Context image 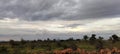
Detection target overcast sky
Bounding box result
[0,0,120,41]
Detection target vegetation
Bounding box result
[0,34,120,54]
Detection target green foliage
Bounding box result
[0,46,9,54]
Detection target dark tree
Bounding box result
[21,38,26,45]
[89,34,96,40]
[83,35,89,41]
[67,37,74,41]
[76,39,81,42]
[9,39,15,47]
[89,34,97,44]
[47,38,50,41]
[53,39,56,42]
[37,39,42,42]
[112,34,119,43]
[98,36,104,40]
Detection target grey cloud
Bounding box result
[0,0,120,21]
[80,0,120,18]
[64,24,83,28]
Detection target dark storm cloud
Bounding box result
[0,0,120,21]
[79,0,120,18]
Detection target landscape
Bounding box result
[0,34,120,54]
[0,0,120,54]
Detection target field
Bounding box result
[0,34,120,54]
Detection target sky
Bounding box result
[0,0,120,41]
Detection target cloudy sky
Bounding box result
[0,0,120,41]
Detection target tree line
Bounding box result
[0,34,120,54]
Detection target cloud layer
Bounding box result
[0,0,120,20]
[0,0,120,40]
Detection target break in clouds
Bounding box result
[0,0,120,40]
